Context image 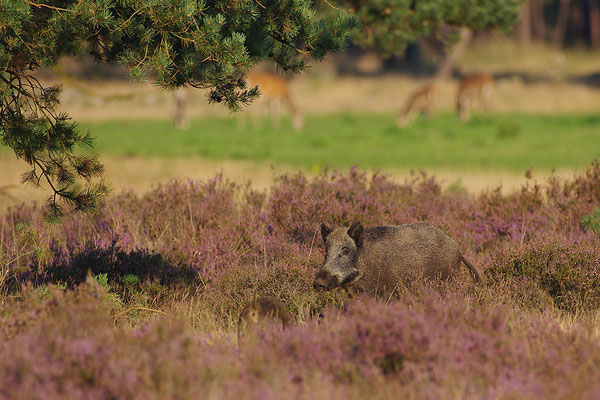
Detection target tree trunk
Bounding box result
[404,42,424,72]
[435,28,472,80]
[589,0,600,48]
[517,1,532,45]
[531,0,546,41]
[553,0,571,47]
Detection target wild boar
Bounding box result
[237,295,293,341]
[313,221,481,298]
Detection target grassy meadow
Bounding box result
[81,112,600,171]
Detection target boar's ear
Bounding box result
[321,223,332,243]
[347,221,364,247]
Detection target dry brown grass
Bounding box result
[462,37,600,77]
[46,38,600,122]
[50,74,600,122]
[0,154,575,210]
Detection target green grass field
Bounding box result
[80,112,600,171]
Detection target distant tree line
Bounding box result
[322,0,524,56]
[517,0,600,48]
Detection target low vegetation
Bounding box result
[1,161,600,398]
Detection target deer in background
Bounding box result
[396,82,438,128]
[242,71,305,131]
[456,73,493,122]
[173,87,189,129]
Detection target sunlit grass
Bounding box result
[82,112,600,171]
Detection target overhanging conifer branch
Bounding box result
[1,0,358,220]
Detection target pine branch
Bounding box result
[0,0,357,220]
[28,2,73,13]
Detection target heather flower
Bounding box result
[1,162,600,398]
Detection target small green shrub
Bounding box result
[581,208,600,235]
[94,273,110,290]
[122,274,140,287]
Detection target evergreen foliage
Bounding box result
[333,0,525,55]
[0,0,357,220]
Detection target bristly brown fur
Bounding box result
[237,296,293,341]
[314,222,481,299]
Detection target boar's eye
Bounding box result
[341,247,350,256]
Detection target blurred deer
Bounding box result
[396,82,438,128]
[173,87,189,129]
[241,71,304,131]
[456,73,493,122]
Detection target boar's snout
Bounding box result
[313,277,327,291]
[313,270,339,291]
